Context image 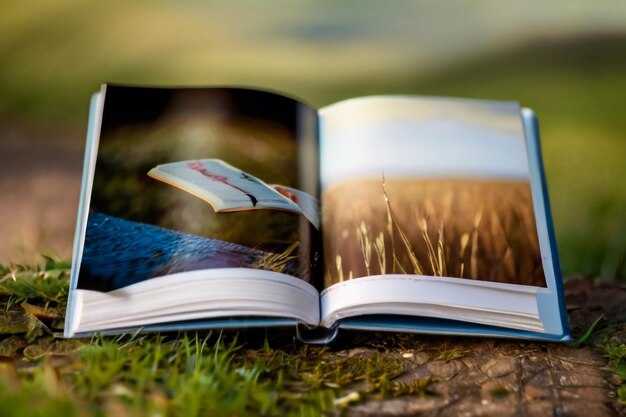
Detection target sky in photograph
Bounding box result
[320,96,529,189]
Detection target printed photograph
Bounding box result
[79,86,319,291]
[321,97,547,288]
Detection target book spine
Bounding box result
[521,108,570,339]
[295,322,340,344]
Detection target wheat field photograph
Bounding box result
[321,96,547,288]
[323,177,547,288]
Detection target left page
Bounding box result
[66,85,321,335]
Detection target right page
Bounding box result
[318,96,568,339]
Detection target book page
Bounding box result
[147,159,320,229]
[78,86,322,293]
[319,96,547,290]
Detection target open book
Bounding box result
[64,85,570,343]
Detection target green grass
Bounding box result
[0,260,432,416]
[0,257,70,303]
[0,330,419,416]
[3,259,626,415]
[600,342,626,404]
[1,329,437,417]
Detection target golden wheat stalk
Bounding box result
[374,232,386,274]
[437,222,446,276]
[254,241,299,274]
[418,217,439,275]
[336,255,343,282]
[356,221,372,276]
[470,208,484,278]
[459,233,470,277]
[382,174,425,275]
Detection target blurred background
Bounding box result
[0,0,624,279]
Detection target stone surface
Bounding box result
[346,278,626,417]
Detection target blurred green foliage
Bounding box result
[0,1,624,277]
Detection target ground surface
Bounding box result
[0,271,625,416]
[345,277,626,417]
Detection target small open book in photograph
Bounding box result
[64,85,570,343]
